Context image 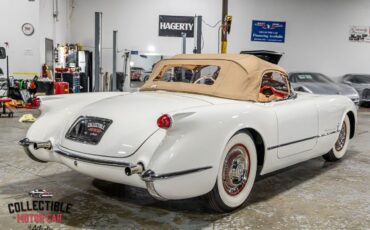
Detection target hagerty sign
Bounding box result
[159,15,194,37]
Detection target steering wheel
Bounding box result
[260,85,288,98]
[194,76,216,84]
[260,85,274,97]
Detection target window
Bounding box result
[347,75,370,84]
[154,65,220,86]
[292,73,334,83]
[259,72,290,102]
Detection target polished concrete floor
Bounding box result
[0,107,370,229]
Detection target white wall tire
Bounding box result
[207,132,257,212]
[323,116,350,162]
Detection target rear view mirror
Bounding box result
[0,47,6,59]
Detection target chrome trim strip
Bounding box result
[267,136,317,150]
[54,149,130,167]
[267,131,339,150]
[319,130,339,137]
[141,166,212,182]
[145,181,167,201]
[59,128,160,159]
[24,146,48,163]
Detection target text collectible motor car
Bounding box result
[20,54,357,212]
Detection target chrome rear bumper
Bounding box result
[19,138,213,200]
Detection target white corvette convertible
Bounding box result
[20,54,357,212]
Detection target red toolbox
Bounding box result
[54,82,69,95]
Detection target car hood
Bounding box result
[294,82,358,97]
[59,92,212,158]
[240,50,283,64]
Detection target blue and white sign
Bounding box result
[251,20,286,43]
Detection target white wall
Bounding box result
[39,0,71,66]
[69,0,221,73]
[228,0,370,77]
[70,0,370,77]
[1,0,370,78]
[0,0,40,75]
[0,0,70,77]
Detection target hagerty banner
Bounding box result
[159,15,194,38]
[251,20,286,43]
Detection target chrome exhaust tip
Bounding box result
[33,141,52,150]
[19,138,52,150]
[19,138,32,147]
[125,163,144,176]
[18,138,48,163]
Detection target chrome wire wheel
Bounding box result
[222,144,250,196]
[208,132,257,212]
[207,132,257,212]
[323,116,351,162]
[335,121,347,152]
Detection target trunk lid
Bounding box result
[59,91,212,158]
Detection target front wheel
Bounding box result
[323,116,350,162]
[207,132,257,212]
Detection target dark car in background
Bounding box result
[342,74,370,106]
[289,72,360,105]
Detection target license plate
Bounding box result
[66,117,113,145]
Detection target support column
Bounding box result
[94,12,103,92]
[112,30,117,91]
[195,15,202,54]
[221,0,228,54]
[181,32,186,80]
[182,32,187,54]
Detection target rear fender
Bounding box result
[145,103,277,199]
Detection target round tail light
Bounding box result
[157,114,172,129]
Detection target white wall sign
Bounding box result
[349,26,370,42]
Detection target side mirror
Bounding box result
[0,47,6,59]
[343,80,352,86]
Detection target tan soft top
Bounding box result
[140,54,288,101]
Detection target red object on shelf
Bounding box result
[55,67,69,73]
[54,82,69,94]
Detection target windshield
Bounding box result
[154,65,220,86]
[291,73,334,83]
[346,75,370,84]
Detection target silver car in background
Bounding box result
[342,74,370,106]
[289,72,360,105]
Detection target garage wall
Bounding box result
[1,0,369,78]
[39,0,71,66]
[0,0,41,75]
[0,0,70,77]
[69,0,221,73]
[228,0,370,77]
[70,0,370,78]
